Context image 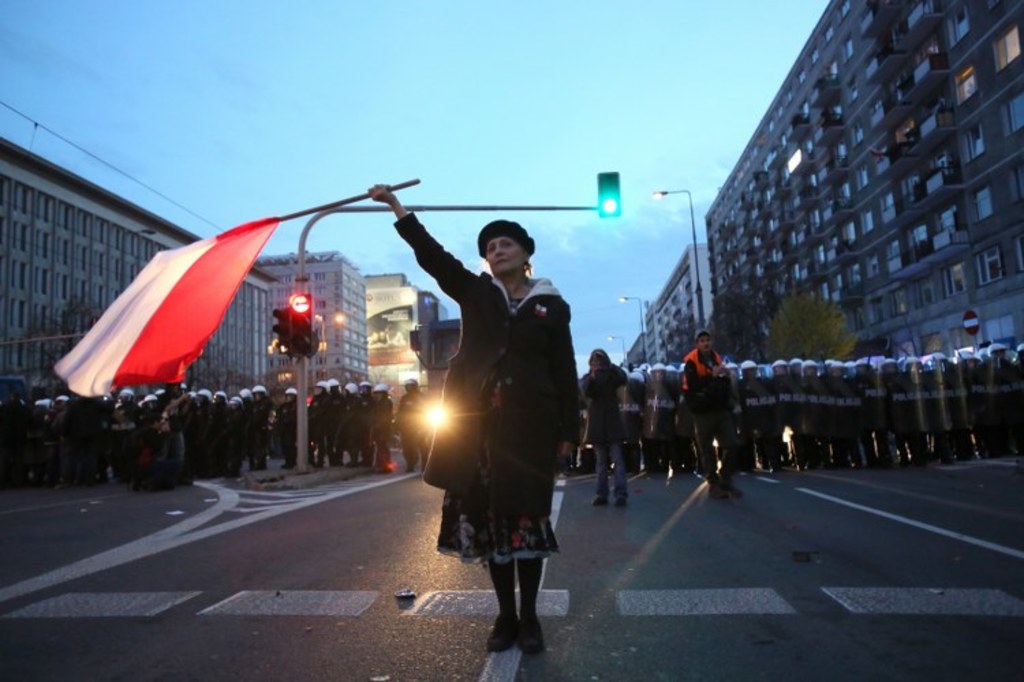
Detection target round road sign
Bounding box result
[963,309,979,335]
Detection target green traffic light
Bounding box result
[597,172,621,218]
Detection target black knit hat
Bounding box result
[477,220,535,258]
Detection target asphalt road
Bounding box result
[0,457,1022,682]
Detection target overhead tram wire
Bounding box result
[0,99,221,232]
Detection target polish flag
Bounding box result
[55,217,280,396]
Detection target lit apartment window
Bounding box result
[972,185,994,220]
[994,25,1020,70]
[844,37,854,61]
[890,288,908,315]
[964,124,986,161]
[1007,93,1024,132]
[956,66,978,103]
[949,6,970,44]
[975,246,1004,285]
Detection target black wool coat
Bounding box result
[581,365,627,445]
[395,213,579,517]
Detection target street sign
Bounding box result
[962,309,979,336]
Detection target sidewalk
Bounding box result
[241,451,409,491]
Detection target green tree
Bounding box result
[767,293,856,360]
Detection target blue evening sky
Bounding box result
[1,0,828,375]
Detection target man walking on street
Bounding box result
[682,330,741,499]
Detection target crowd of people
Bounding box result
[575,333,1024,498]
[0,378,432,492]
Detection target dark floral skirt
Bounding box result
[436,466,559,565]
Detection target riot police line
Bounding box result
[0,378,432,491]
[573,343,1024,476]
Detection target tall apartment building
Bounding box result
[647,243,713,363]
[256,251,369,386]
[0,137,273,393]
[705,0,1024,358]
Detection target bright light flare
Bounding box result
[427,404,447,430]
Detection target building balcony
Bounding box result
[910,165,964,213]
[861,0,905,40]
[898,0,943,51]
[811,74,842,109]
[791,112,812,129]
[839,281,866,304]
[901,52,950,102]
[835,238,861,263]
[813,111,845,147]
[890,229,970,280]
[777,177,793,197]
[866,43,908,85]
[914,106,955,156]
[869,94,914,132]
[828,196,855,222]
[754,170,769,188]
[874,139,918,182]
[741,191,755,209]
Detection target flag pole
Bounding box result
[275,179,421,223]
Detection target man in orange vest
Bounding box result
[682,330,741,499]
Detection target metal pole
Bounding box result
[653,189,705,329]
[684,190,707,329]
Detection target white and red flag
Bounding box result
[55,217,280,396]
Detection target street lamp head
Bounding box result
[652,190,668,200]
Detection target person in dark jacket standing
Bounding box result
[581,348,629,506]
[370,184,579,656]
[682,329,741,499]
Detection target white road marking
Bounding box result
[0,476,415,605]
[617,588,796,616]
[404,589,569,617]
[822,587,1024,616]
[198,590,377,617]
[797,487,1024,561]
[3,591,201,618]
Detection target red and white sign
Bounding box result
[962,309,980,336]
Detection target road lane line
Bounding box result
[797,487,1024,561]
[0,476,413,605]
[3,591,202,618]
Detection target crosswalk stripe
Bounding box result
[821,587,1024,616]
[6,588,1024,618]
[617,588,796,615]
[2,591,202,618]
[404,589,570,617]
[197,590,378,616]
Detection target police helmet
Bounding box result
[374,383,389,393]
[740,360,758,371]
[285,387,298,396]
[345,383,358,394]
[197,389,214,401]
[252,385,267,395]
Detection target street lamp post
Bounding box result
[607,335,627,366]
[618,296,647,364]
[652,189,705,328]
